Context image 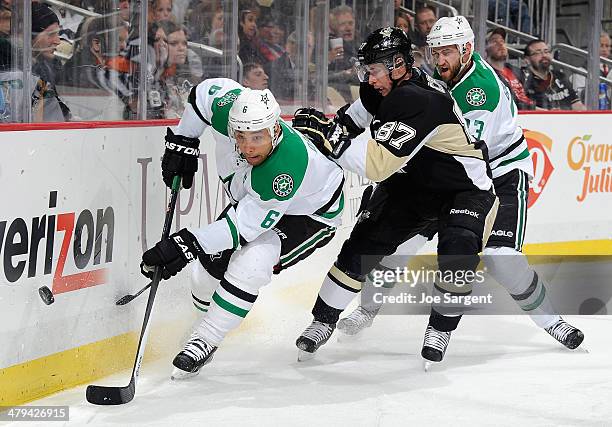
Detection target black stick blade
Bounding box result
[115,294,135,306]
[86,381,135,405]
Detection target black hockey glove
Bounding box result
[140,228,204,280]
[162,128,200,189]
[292,107,351,159]
[293,107,334,146]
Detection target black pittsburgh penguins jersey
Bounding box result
[338,69,492,192]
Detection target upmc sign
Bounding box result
[0,190,114,295]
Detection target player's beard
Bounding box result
[438,60,462,85]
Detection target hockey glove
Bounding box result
[335,103,365,139]
[140,228,204,280]
[293,107,334,148]
[162,128,200,189]
[292,107,351,159]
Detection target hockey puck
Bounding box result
[38,286,55,305]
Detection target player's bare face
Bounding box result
[432,45,462,83]
[367,63,393,96]
[235,129,273,166]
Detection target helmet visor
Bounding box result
[355,62,391,83]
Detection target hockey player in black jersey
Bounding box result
[293,27,499,365]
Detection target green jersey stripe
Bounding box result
[225,215,239,249]
[193,302,209,313]
[495,148,531,168]
[318,193,345,219]
[280,228,334,264]
[212,291,249,317]
[521,284,546,311]
[221,173,235,184]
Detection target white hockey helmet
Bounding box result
[228,88,282,149]
[427,15,474,58]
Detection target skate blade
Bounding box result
[297,349,316,362]
[574,345,590,354]
[423,359,440,372]
[171,367,200,380]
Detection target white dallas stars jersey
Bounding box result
[176,78,344,254]
[440,53,533,178]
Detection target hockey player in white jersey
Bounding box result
[140,79,345,378]
[337,17,584,362]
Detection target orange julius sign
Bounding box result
[567,135,612,202]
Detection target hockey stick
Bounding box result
[86,176,181,405]
[115,282,152,306]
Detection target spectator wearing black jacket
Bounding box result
[31,3,71,121]
[522,39,586,110]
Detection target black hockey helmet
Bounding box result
[356,27,414,83]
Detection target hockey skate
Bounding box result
[337,306,378,336]
[544,318,584,350]
[296,320,336,361]
[171,333,218,380]
[421,325,451,371]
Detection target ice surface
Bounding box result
[8,283,611,427]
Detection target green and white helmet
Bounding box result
[427,16,474,73]
[228,88,282,148]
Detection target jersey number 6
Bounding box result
[261,210,280,228]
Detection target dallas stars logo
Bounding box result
[261,93,270,106]
[466,87,486,106]
[272,174,294,197]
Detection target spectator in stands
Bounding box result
[186,1,223,46]
[485,28,535,110]
[159,21,202,84]
[155,21,202,117]
[522,39,586,110]
[61,17,131,89]
[395,9,412,36]
[569,32,612,106]
[269,31,315,103]
[242,62,268,90]
[0,6,11,72]
[410,6,437,75]
[329,5,357,60]
[256,12,285,64]
[600,32,611,77]
[118,0,131,26]
[238,2,265,65]
[328,5,358,103]
[410,5,436,48]
[0,6,10,37]
[123,19,170,119]
[31,2,71,121]
[151,0,174,23]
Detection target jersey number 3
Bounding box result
[375,121,416,149]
